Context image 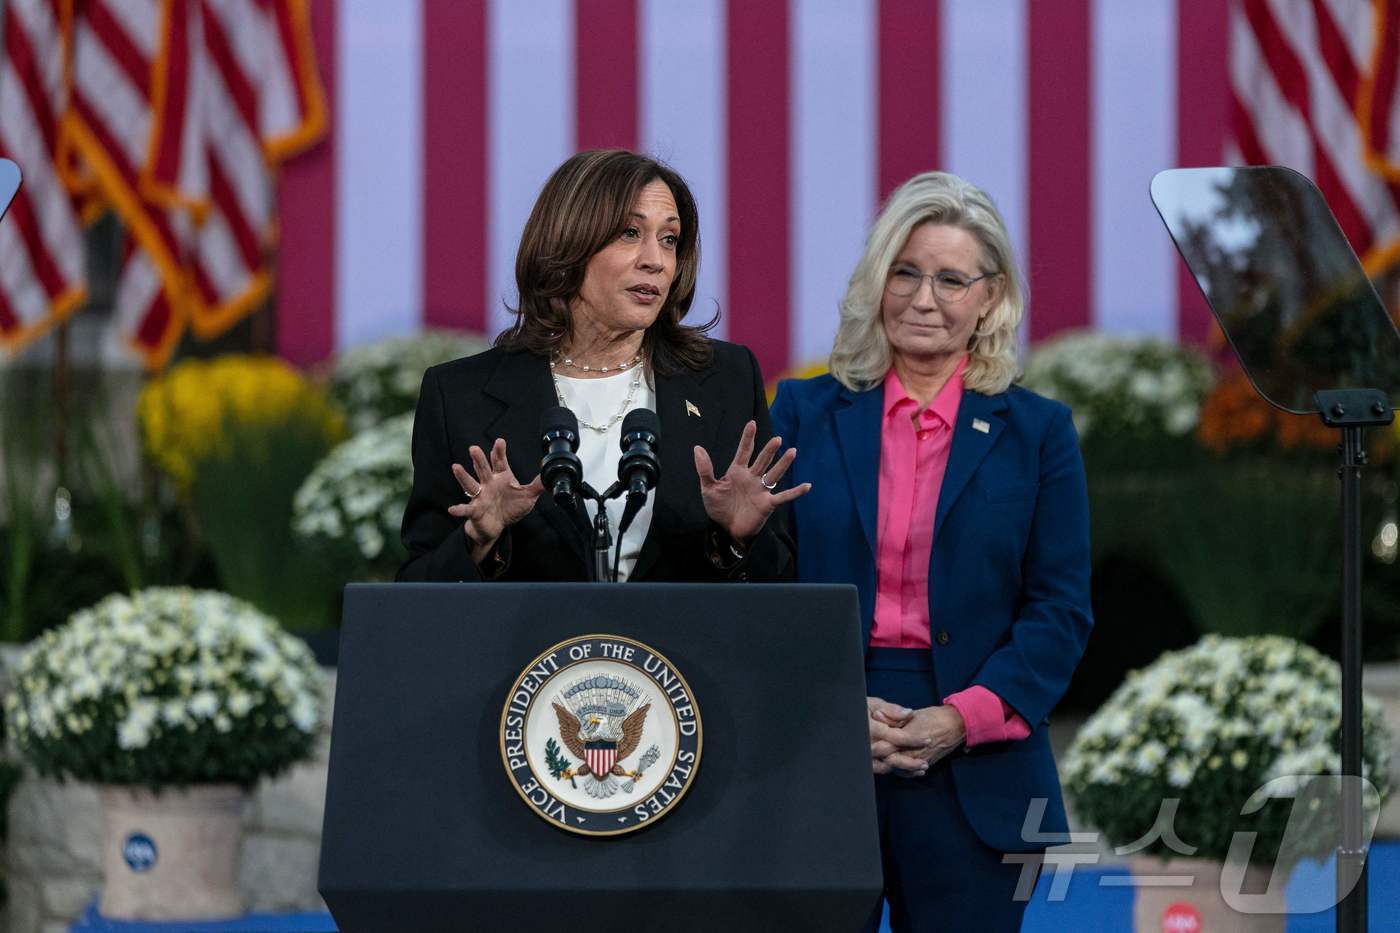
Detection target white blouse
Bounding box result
[551,370,657,582]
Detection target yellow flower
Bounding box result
[765,358,830,404]
[138,355,346,488]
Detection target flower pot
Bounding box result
[98,784,247,921]
[1129,855,1285,933]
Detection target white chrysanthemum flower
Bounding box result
[328,330,488,434]
[1066,635,1393,867]
[188,690,220,718]
[8,587,326,787]
[1134,741,1168,773]
[30,700,57,737]
[293,412,413,570]
[1021,331,1213,442]
[161,700,188,726]
[228,692,255,718]
[1167,758,1195,788]
[252,655,285,686]
[1165,403,1198,434]
[117,699,159,750]
[116,717,152,750]
[290,695,320,733]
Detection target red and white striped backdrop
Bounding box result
[272,0,1387,379]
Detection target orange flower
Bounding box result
[1197,368,1338,454]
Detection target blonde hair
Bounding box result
[828,171,1025,395]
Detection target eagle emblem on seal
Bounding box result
[548,674,657,799]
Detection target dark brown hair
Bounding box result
[494,149,715,373]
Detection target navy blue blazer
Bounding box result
[770,373,1093,853]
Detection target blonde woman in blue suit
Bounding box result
[770,172,1093,932]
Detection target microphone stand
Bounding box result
[1315,387,1393,933]
[578,481,627,583]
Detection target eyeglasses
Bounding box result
[885,266,998,302]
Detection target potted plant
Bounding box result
[5,587,322,921]
[325,329,488,435]
[293,411,414,580]
[1019,329,1215,468]
[1063,635,1392,932]
[137,355,347,633]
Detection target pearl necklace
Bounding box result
[550,357,644,433]
[556,353,643,374]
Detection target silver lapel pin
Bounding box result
[686,400,701,417]
[972,418,990,434]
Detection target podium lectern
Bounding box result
[319,583,883,932]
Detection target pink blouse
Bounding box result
[872,359,1030,748]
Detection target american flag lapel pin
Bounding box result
[972,418,990,434]
[686,400,701,417]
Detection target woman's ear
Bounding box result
[982,274,1004,315]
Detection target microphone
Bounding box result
[539,407,583,510]
[616,408,660,536]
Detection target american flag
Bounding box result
[65,0,194,366]
[0,0,86,352]
[142,0,326,342]
[1230,0,1400,278]
[1360,0,1400,182]
[0,0,322,367]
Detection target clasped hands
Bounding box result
[867,697,967,777]
[446,421,811,565]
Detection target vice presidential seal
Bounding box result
[500,634,702,836]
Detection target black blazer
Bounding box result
[397,341,794,583]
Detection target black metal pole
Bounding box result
[1337,423,1367,933]
[1316,389,1390,933]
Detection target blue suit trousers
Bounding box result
[862,649,1041,933]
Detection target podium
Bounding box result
[319,583,883,932]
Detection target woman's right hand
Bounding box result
[867,696,927,776]
[446,438,545,564]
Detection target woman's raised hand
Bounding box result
[446,438,544,563]
[694,420,812,544]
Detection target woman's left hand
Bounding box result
[871,705,967,775]
[694,420,812,544]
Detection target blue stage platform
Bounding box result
[71,841,1399,932]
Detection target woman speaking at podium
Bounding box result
[770,172,1093,932]
[397,150,808,584]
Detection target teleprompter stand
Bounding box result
[1315,389,1393,931]
[318,583,882,933]
[1153,166,1400,933]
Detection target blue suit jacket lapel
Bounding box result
[934,390,1009,543]
[833,385,882,559]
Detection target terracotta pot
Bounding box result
[98,784,247,921]
[1129,855,1286,933]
